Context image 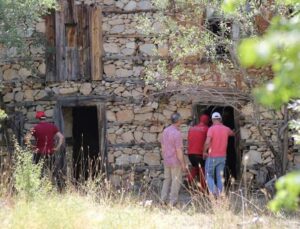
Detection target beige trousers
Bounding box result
[161,165,182,205]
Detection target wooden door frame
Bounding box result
[191,102,242,179]
[53,96,108,179]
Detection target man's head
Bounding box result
[35,111,46,120]
[211,112,222,124]
[171,112,182,126]
[199,114,210,125]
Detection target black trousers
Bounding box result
[33,153,55,171]
[188,154,205,168]
[33,152,65,192]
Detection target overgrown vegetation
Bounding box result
[0,0,56,49]
[2,192,298,229]
[1,164,299,229]
[0,0,299,226]
[222,0,300,212]
[137,0,296,179]
[13,143,52,201]
[0,141,298,228]
[0,108,7,126]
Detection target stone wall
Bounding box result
[0,0,298,188]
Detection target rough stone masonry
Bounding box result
[0,0,299,188]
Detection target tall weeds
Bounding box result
[12,142,52,201]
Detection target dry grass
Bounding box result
[0,190,299,229]
[0,147,299,229]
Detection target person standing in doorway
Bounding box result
[25,111,64,173]
[187,114,209,192]
[203,112,234,196]
[161,113,186,206]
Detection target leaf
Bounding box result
[238,38,259,67]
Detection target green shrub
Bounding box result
[0,109,7,128]
[269,171,300,212]
[13,143,51,200]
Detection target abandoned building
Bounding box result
[0,0,299,188]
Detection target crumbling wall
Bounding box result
[0,0,298,188]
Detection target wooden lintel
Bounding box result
[108,142,160,149]
[103,55,164,61]
[102,7,157,15]
[103,33,157,39]
[4,95,145,108]
[0,56,44,65]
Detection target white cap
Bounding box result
[212,112,222,119]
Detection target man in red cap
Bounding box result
[25,111,64,169]
[187,114,210,192]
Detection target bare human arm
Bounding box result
[160,133,164,159]
[24,128,34,146]
[53,132,64,151]
[176,148,186,171]
[161,144,165,159]
[203,136,211,158]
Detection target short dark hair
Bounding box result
[171,113,181,124]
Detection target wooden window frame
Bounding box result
[45,1,103,82]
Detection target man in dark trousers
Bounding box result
[25,111,64,173]
[187,114,209,192]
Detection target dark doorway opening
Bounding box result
[72,106,100,181]
[193,105,240,185]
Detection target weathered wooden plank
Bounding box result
[108,142,160,148]
[97,104,107,174]
[0,56,44,64]
[44,11,56,82]
[65,0,77,25]
[282,105,289,173]
[55,0,67,81]
[66,24,79,80]
[66,47,79,80]
[66,25,77,47]
[76,4,85,79]
[53,104,67,190]
[103,33,156,38]
[83,5,91,80]
[102,7,157,14]
[234,109,242,180]
[89,6,103,81]
[11,112,25,146]
[102,55,163,61]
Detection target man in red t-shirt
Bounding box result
[25,111,64,169]
[203,112,234,196]
[187,114,209,191]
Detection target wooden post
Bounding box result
[97,104,107,176]
[282,105,289,174]
[234,108,242,180]
[89,6,103,81]
[54,103,67,189]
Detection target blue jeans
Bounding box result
[205,157,226,196]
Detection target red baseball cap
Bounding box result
[35,111,46,119]
[199,114,209,125]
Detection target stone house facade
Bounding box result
[0,0,299,187]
